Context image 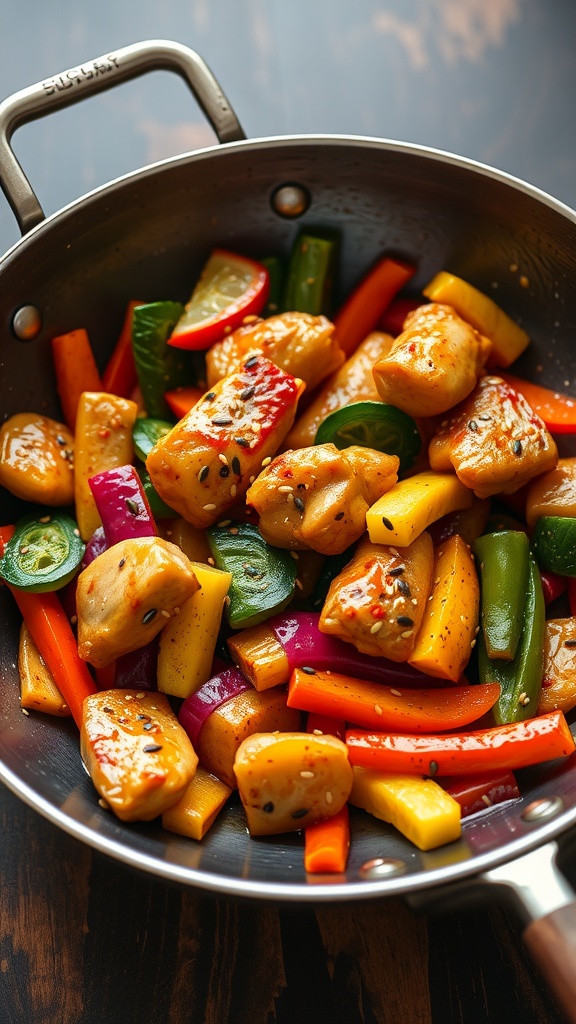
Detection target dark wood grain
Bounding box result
[0,784,568,1024]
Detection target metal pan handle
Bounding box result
[0,38,246,236]
[482,841,576,1023]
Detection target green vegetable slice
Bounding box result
[314,400,421,473]
[477,557,545,724]
[282,231,338,315]
[132,418,174,462]
[532,516,576,577]
[132,301,191,419]
[474,530,530,661]
[136,467,178,521]
[207,521,297,629]
[0,512,85,592]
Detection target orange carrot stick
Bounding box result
[0,525,97,728]
[51,328,102,430]
[304,804,350,873]
[334,256,415,356]
[164,386,204,420]
[288,668,500,734]
[102,299,142,398]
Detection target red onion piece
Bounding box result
[88,464,156,546]
[114,636,160,691]
[178,667,250,747]
[83,525,107,565]
[269,612,435,687]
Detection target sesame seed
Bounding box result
[512,439,523,455]
[301,666,316,674]
[325,791,333,805]
[219,464,230,478]
[230,484,237,498]
[290,550,300,560]
[203,503,217,511]
[240,386,255,401]
[300,771,315,779]
[468,420,478,431]
[143,743,163,753]
[244,355,259,368]
[212,415,233,426]
[374,704,383,715]
[481,794,493,807]
[293,496,305,513]
[397,615,414,627]
[370,621,383,634]
[382,516,394,530]
[218,453,228,464]
[231,456,241,475]
[261,456,272,466]
[198,465,210,482]
[390,688,401,696]
[204,392,216,402]
[278,485,293,493]
[38,515,51,524]
[334,511,345,521]
[142,609,157,624]
[400,630,413,639]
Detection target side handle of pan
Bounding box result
[0,39,246,236]
[480,841,576,1023]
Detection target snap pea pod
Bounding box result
[477,555,545,724]
[282,231,338,315]
[207,521,297,629]
[132,301,191,418]
[132,418,174,461]
[474,530,530,661]
[260,256,285,316]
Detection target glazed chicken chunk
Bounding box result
[372,302,492,417]
[246,443,399,556]
[205,311,344,392]
[76,536,199,668]
[319,532,434,661]
[428,375,558,498]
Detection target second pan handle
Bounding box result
[0,39,246,235]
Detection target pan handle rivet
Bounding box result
[12,305,42,340]
[271,183,310,219]
[521,796,564,823]
[359,857,407,880]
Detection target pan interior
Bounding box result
[2,135,576,899]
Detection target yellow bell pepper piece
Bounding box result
[74,391,138,541]
[408,534,480,682]
[366,471,473,547]
[18,622,71,717]
[422,271,530,367]
[349,766,461,851]
[157,561,232,698]
[162,766,232,840]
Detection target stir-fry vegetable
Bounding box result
[2,242,576,873]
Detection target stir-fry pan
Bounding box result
[2,39,576,1021]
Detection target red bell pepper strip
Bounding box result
[439,770,520,817]
[345,710,575,776]
[499,372,576,434]
[306,712,346,741]
[164,385,204,420]
[0,525,97,728]
[287,667,500,733]
[540,571,567,606]
[377,296,423,336]
[568,578,576,616]
[51,328,102,431]
[333,256,415,357]
[102,299,142,398]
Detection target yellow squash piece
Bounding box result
[422,271,530,367]
[349,766,461,851]
[74,391,138,540]
[81,690,198,822]
[157,562,232,698]
[408,534,480,682]
[234,731,353,836]
[18,622,71,717]
[227,622,290,691]
[162,766,232,840]
[366,471,473,547]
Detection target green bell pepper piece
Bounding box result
[206,521,297,629]
[260,255,285,317]
[282,231,338,315]
[0,511,85,592]
[532,515,576,577]
[314,400,421,475]
[474,530,530,661]
[477,555,545,724]
[132,301,191,419]
[136,467,178,521]
[132,417,174,462]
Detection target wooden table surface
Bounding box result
[0,780,568,1024]
[2,4,576,1022]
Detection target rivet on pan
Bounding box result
[271,183,310,219]
[359,857,407,880]
[12,304,42,340]
[521,796,565,823]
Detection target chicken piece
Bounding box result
[146,355,305,529]
[285,330,394,450]
[76,536,199,668]
[372,302,492,417]
[428,375,558,499]
[205,311,344,392]
[81,690,198,821]
[0,413,74,505]
[525,458,576,526]
[246,443,399,556]
[319,532,434,661]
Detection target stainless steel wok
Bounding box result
[1,39,576,1021]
